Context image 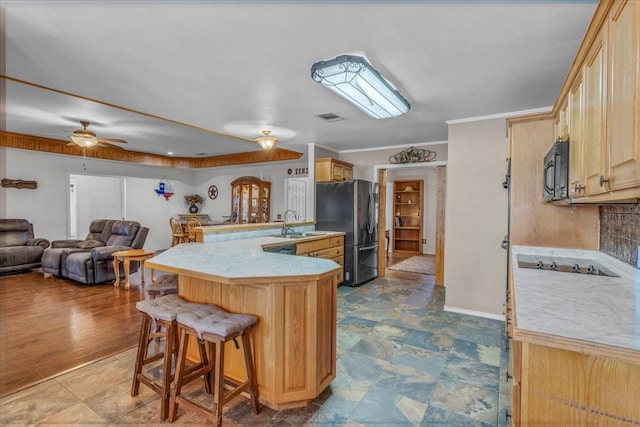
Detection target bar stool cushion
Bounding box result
[177,306,257,339]
[136,294,209,321]
[146,274,178,293]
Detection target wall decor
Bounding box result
[154,176,174,200]
[1,178,38,189]
[208,185,219,200]
[388,146,436,164]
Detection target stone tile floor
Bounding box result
[0,269,509,426]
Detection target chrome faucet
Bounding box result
[282,209,300,236]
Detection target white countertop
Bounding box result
[147,232,343,280]
[512,245,640,351]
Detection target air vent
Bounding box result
[317,112,345,122]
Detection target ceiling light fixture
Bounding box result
[255,130,278,150]
[70,122,99,147]
[311,55,410,119]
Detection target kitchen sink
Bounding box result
[268,233,307,239]
[516,254,619,277]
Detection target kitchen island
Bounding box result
[508,245,640,425]
[145,233,343,410]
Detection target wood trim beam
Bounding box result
[0,131,303,168]
[377,168,387,277]
[435,165,446,285]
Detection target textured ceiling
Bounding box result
[1,1,597,159]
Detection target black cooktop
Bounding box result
[516,255,619,277]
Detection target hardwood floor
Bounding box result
[0,254,430,399]
[0,270,145,398]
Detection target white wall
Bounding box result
[444,118,508,318]
[1,148,194,250]
[192,161,309,223]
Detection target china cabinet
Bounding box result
[230,176,271,224]
[392,179,423,254]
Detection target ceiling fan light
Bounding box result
[70,134,99,147]
[255,130,278,151]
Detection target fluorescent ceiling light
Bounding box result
[311,55,410,119]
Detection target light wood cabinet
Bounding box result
[230,176,270,224]
[583,28,608,196]
[392,179,423,254]
[315,157,353,182]
[568,76,586,197]
[297,235,345,284]
[555,0,640,203]
[606,0,640,193]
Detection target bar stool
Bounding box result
[145,273,178,299]
[131,294,214,420]
[169,305,260,426]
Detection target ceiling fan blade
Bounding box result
[98,141,125,150]
[98,137,128,144]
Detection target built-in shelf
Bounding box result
[393,179,424,254]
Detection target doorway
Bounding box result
[69,174,125,238]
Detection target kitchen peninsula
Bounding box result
[145,231,343,409]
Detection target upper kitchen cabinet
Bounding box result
[230,176,271,224]
[568,75,586,198]
[583,28,607,197]
[558,0,640,203]
[315,158,353,182]
[605,0,640,194]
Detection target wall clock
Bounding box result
[208,185,219,200]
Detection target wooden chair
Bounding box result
[185,217,202,242]
[170,217,188,246]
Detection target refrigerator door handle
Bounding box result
[358,244,379,252]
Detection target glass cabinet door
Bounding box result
[230,177,271,224]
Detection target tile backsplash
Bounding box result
[599,204,640,267]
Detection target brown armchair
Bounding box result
[0,219,50,274]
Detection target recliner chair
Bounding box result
[0,219,50,274]
[42,219,149,285]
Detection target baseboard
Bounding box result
[444,305,504,322]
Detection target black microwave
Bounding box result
[543,140,569,201]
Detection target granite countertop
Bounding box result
[146,232,343,280]
[511,245,640,351]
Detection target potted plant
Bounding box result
[184,194,205,213]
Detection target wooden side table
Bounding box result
[112,249,156,289]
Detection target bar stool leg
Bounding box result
[241,332,260,415]
[213,339,225,426]
[131,314,152,397]
[169,327,189,423]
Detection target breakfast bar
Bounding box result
[145,235,342,410]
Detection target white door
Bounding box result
[286,178,307,221]
[69,174,125,238]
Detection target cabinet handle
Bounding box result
[599,175,609,187]
[506,371,513,382]
[574,183,585,192]
[506,410,512,421]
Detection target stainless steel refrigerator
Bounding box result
[315,180,378,286]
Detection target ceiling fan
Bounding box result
[68,121,128,149]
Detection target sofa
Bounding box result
[0,219,51,274]
[42,219,149,285]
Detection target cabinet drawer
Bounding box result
[330,236,344,247]
[296,238,330,255]
[331,256,344,266]
[307,249,331,259]
[336,269,344,283]
[328,246,343,258]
